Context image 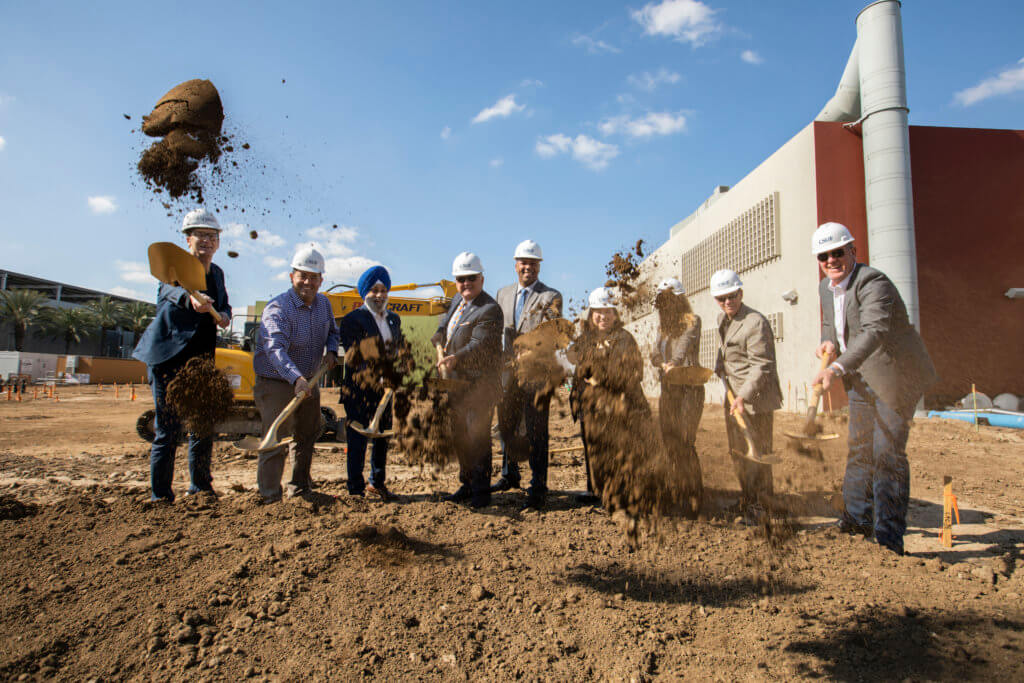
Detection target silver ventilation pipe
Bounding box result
[816,0,920,327]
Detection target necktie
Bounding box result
[514,288,527,328]
[445,299,466,351]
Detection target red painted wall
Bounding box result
[814,122,1024,406]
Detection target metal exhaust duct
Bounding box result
[816,0,920,327]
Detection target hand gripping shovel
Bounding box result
[427,343,469,393]
[664,365,714,386]
[349,387,395,439]
[722,378,781,466]
[235,363,329,453]
[784,353,840,447]
[147,242,224,324]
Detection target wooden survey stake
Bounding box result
[940,476,961,548]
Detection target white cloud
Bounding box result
[0,136,6,151]
[109,286,150,301]
[571,34,621,55]
[631,0,720,46]
[304,224,359,259]
[616,93,637,105]
[472,95,525,124]
[520,79,544,88]
[273,271,290,281]
[954,57,1024,106]
[0,94,13,108]
[489,158,504,168]
[220,222,287,255]
[87,196,117,214]
[264,256,288,268]
[440,126,451,140]
[627,68,681,91]
[599,112,687,138]
[535,133,619,171]
[323,256,382,285]
[115,260,157,285]
[741,49,763,65]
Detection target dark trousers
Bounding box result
[148,356,214,501]
[724,405,774,503]
[579,416,601,496]
[453,390,495,499]
[498,381,551,497]
[344,394,391,494]
[844,383,912,553]
[660,385,705,506]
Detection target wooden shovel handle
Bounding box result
[186,288,224,324]
[436,344,451,380]
[365,388,394,433]
[258,363,329,450]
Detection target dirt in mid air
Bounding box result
[164,357,234,436]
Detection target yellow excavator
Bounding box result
[136,280,456,443]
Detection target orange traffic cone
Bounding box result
[130,384,137,401]
[5,386,11,401]
[16,388,22,402]
[114,383,119,399]
[33,387,38,400]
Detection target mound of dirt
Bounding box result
[164,357,233,437]
[0,495,37,520]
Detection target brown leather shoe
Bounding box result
[366,484,397,502]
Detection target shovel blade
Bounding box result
[257,436,293,453]
[148,242,208,291]
[664,366,714,386]
[233,436,262,451]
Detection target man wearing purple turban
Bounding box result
[338,266,404,501]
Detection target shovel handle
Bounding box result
[186,289,224,324]
[257,363,329,452]
[436,344,451,380]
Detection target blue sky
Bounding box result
[1,0,1021,325]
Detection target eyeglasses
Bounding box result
[714,292,740,303]
[816,247,846,262]
[455,275,479,283]
[189,231,220,242]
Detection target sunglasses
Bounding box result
[455,274,479,283]
[715,291,740,303]
[816,247,846,262]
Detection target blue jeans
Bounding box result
[844,382,912,553]
[498,382,551,497]
[344,394,390,494]
[148,357,214,501]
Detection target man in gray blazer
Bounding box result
[431,251,503,509]
[711,269,783,508]
[492,240,563,511]
[812,222,936,555]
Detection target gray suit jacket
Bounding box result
[432,291,503,388]
[650,315,702,381]
[715,305,783,414]
[496,281,563,358]
[820,264,936,417]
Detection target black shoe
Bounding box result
[837,519,874,537]
[490,477,520,493]
[573,492,600,505]
[519,495,545,512]
[469,494,491,509]
[443,486,472,503]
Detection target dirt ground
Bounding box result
[1,384,1023,681]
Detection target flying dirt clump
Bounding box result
[604,240,650,311]
[137,79,226,203]
[164,356,233,436]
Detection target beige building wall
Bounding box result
[628,123,823,412]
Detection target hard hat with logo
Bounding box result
[513,239,543,261]
[452,251,484,277]
[811,222,855,255]
[181,208,221,234]
[656,277,686,295]
[587,286,617,310]
[709,269,743,297]
[291,245,325,275]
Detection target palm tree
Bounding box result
[122,301,156,349]
[38,307,98,355]
[0,289,49,352]
[87,296,125,356]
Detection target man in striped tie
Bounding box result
[430,251,503,509]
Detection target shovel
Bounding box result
[722,379,781,466]
[664,365,714,386]
[427,343,469,392]
[784,353,840,447]
[349,388,395,438]
[234,363,329,453]
[147,242,224,324]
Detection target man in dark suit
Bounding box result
[430,251,503,509]
[812,222,937,555]
[492,239,563,510]
[339,265,403,501]
[133,208,231,502]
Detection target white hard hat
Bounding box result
[587,286,617,310]
[656,277,686,295]
[291,245,325,274]
[811,222,855,255]
[181,208,221,233]
[452,251,484,277]
[513,239,543,261]
[709,269,742,297]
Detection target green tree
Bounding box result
[87,296,125,355]
[122,301,156,349]
[0,289,49,352]
[38,306,98,355]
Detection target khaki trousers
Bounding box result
[254,376,321,500]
